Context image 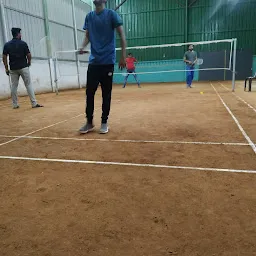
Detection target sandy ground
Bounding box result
[0,81,255,256]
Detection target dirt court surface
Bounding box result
[0,81,256,256]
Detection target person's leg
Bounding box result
[10,70,20,108]
[123,72,130,88]
[244,78,248,91]
[20,67,38,107]
[190,68,195,87]
[132,70,140,87]
[86,65,100,123]
[79,65,99,134]
[99,65,114,133]
[249,78,252,92]
[186,66,191,88]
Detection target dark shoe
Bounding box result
[79,123,95,134]
[32,104,44,108]
[13,105,20,109]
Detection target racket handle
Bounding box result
[77,50,90,54]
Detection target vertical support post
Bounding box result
[184,0,188,43]
[232,38,237,92]
[71,0,81,89]
[0,0,12,95]
[229,40,233,70]
[0,0,8,43]
[224,50,227,81]
[42,0,54,92]
[53,54,59,95]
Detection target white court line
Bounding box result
[0,134,251,146]
[219,83,256,113]
[0,155,255,174]
[0,113,84,147]
[211,83,256,154]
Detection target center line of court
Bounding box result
[211,83,256,154]
[219,82,256,113]
[0,113,84,147]
[0,155,256,174]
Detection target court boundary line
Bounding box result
[0,155,256,174]
[0,134,251,146]
[211,83,256,154]
[219,82,256,113]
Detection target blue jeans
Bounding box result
[123,69,140,87]
[186,66,194,87]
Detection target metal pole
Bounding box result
[71,0,81,89]
[53,54,59,95]
[0,0,12,96]
[0,0,8,43]
[224,50,226,81]
[229,40,233,70]
[232,38,237,92]
[184,0,188,43]
[42,0,54,92]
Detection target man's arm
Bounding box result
[2,44,10,75]
[116,26,126,69]
[2,54,9,75]
[80,30,90,52]
[27,53,32,67]
[24,43,32,67]
[79,14,90,54]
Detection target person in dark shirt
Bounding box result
[2,28,43,109]
[78,0,126,134]
[184,44,198,88]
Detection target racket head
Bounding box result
[196,58,203,65]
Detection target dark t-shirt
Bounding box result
[2,39,30,70]
[184,50,197,66]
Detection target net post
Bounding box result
[229,40,233,70]
[232,38,237,92]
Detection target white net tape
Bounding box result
[53,39,237,91]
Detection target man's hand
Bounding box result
[5,70,10,76]
[119,56,126,70]
[78,49,89,55]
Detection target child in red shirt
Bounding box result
[123,53,140,88]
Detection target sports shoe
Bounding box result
[99,123,109,134]
[32,104,44,108]
[13,105,20,109]
[79,123,95,134]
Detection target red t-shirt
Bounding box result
[126,57,137,70]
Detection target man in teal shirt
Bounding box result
[79,0,126,134]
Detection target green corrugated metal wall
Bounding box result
[110,0,256,60]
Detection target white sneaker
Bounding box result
[99,123,109,134]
